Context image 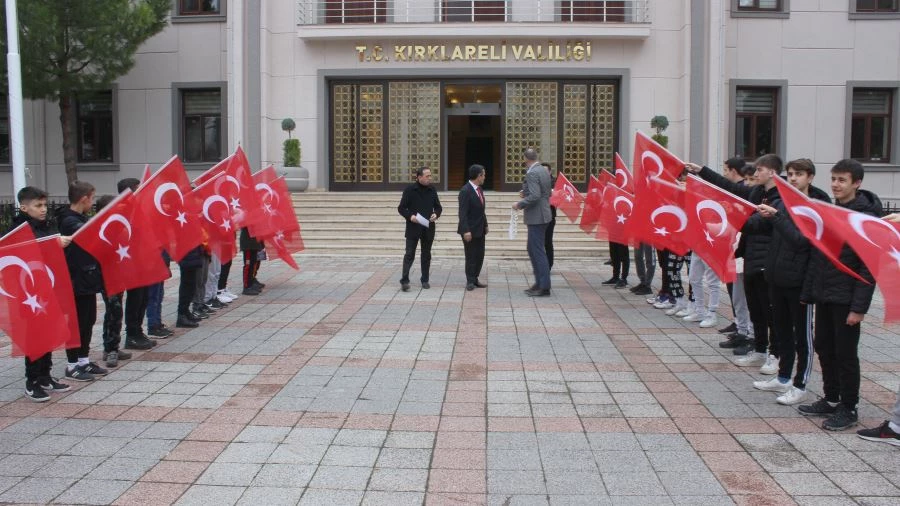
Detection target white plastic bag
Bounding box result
[508,209,518,240]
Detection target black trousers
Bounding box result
[743,271,774,354]
[401,232,434,284]
[771,286,814,388]
[124,286,148,337]
[218,260,232,290]
[66,294,97,362]
[609,242,630,280]
[178,265,199,316]
[25,353,52,383]
[463,236,485,284]
[814,303,861,409]
[726,282,735,317]
[545,218,555,270]
[102,292,124,353]
[243,250,261,288]
[657,249,670,294]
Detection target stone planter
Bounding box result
[281,164,309,192]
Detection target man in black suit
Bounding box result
[458,164,488,291]
[397,166,442,291]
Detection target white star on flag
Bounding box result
[890,246,900,268]
[115,244,131,261]
[22,292,42,313]
[704,230,715,245]
[221,219,232,232]
[616,214,627,224]
[230,197,241,210]
[654,227,669,237]
[176,211,188,227]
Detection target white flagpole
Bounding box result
[5,0,27,204]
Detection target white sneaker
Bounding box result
[759,354,779,375]
[682,313,704,322]
[216,290,234,303]
[753,377,791,393]
[673,308,692,317]
[647,295,664,305]
[776,386,807,405]
[735,352,766,367]
[699,314,719,328]
[654,300,675,310]
[665,300,688,316]
[222,289,239,300]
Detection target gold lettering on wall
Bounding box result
[355,41,592,63]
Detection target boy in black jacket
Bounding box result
[240,228,265,295]
[14,187,73,401]
[750,159,831,405]
[799,159,880,431]
[58,181,107,382]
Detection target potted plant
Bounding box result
[281,118,308,191]
[650,115,669,148]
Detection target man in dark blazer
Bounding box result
[512,148,552,296]
[397,166,442,291]
[458,164,488,291]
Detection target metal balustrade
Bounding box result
[297,0,651,25]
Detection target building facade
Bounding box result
[2,0,899,199]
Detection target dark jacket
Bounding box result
[750,184,831,288]
[398,182,442,239]
[800,189,881,313]
[457,182,487,238]
[697,166,775,274]
[178,246,204,269]
[56,207,103,295]
[240,228,264,251]
[10,213,55,239]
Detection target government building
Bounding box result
[3,0,900,200]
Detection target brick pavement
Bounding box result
[0,256,897,505]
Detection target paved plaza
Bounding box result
[0,256,898,505]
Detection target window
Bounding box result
[851,89,893,162]
[182,89,222,163]
[442,1,506,22]
[323,0,386,23]
[0,98,8,164]
[559,1,626,22]
[179,0,220,15]
[734,87,778,159]
[737,0,781,9]
[76,91,114,163]
[855,0,898,12]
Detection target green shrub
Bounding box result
[283,138,300,167]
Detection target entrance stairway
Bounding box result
[292,191,608,258]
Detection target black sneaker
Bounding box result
[125,335,155,350]
[242,287,261,296]
[39,377,71,392]
[24,381,50,402]
[84,362,108,377]
[176,315,200,328]
[601,277,620,286]
[422,282,431,289]
[65,365,95,382]
[632,284,653,295]
[718,322,738,334]
[719,333,749,348]
[856,421,900,447]
[798,398,839,417]
[252,281,266,290]
[614,279,628,289]
[400,283,410,292]
[823,405,858,431]
[147,324,174,338]
[104,350,119,368]
[732,342,753,356]
[206,298,226,309]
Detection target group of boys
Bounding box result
[15,178,267,402]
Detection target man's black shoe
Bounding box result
[190,310,209,320]
[732,342,753,356]
[39,377,71,392]
[242,287,261,296]
[629,284,641,293]
[823,405,858,431]
[798,398,838,417]
[614,280,628,289]
[207,298,226,309]
[184,312,201,323]
[124,335,155,350]
[84,362,108,376]
[25,381,50,402]
[528,284,539,291]
[176,315,200,328]
[422,282,430,289]
[474,280,487,288]
[856,421,900,446]
[525,288,551,297]
[252,280,266,290]
[192,303,211,315]
[632,285,653,295]
[603,259,613,265]
[147,324,174,338]
[719,333,749,348]
[601,277,619,286]
[466,283,475,291]
[718,322,738,334]
[401,283,410,292]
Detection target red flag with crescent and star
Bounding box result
[190,172,238,261]
[773,177,867,284]
[578,174,605,235]
[614,152,635,193]
[134,156,203,262]
[810,201,899,320]
[632,131,684,191]
[248,165,283,239]
[72,190,171,296]
[628,177,691,255]
[684,176,756,283]
[259,176,304,270]
[549,171,584,223]
[597,183,634,244]
[0,225,77,359]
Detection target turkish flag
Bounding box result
[614,152,635,193]
[0,225,77,359]
[141,164,152,184]
[134,156,203,262]
[248,165,284,239]
[72,190,171,296]
[190,172,237,261]
[773,177,868,284]
[549,171,584,223]
[597,184,634,244]
[265,229,304,271]
[579,175,605,235]
[629,177,691,255]
[192,154,232,187]
[685,176,756,283]
[632,131,684,191]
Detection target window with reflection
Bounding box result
[734,87,778,159]
[77,91,114,163]
[182,89,222,163]
[851,89,893,163]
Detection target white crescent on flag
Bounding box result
[202,195,230,223]
[695,200,729,237]
[651,205,688,232]
[0,256,35,299]
[153,182,184,217]
[641,150,666,179]
[848,213,900,247]
[98,214,133,246]
[791,206,824,240]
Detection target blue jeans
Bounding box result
[527,223,550,290]
[146,281,163,327]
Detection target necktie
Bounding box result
[476,186,484,206]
